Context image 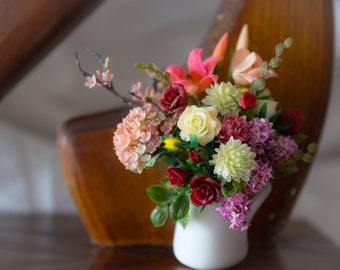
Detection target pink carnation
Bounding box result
[218,113,250,143]
[113,106,164,173]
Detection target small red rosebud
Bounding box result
[167,167,193,187]
[188,149,203,164]
[278,109,301,135]
[238,91,256,110]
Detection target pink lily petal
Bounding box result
[165,64,187,82]
[198,74,218,91]
[203,55,222,74]
[187,48,206,79]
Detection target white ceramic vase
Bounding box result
[173,184,272,270]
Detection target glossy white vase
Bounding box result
[173,184,272,270]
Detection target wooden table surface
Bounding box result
[0,214,339,270]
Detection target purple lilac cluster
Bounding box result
[270,136,298,163]
[216,192,252,231]
[247,118,274,156]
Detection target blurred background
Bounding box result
[0,0,339,247]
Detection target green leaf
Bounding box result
[284,37,293,48]
[190,134,199,149]
[274,162,299,176]
[302,153,313,163]
[258,102,267,118]
[146,185,174,204]
[275,43,283,57]
[232,180,246,192]
[275,122,290,131]
[260,61,268,76]
[269,108,282,123]
[134,62,147,70]
[291,149,303,161]
[307,143,318,154]
[145,152,163,168]
[150,205,168,227]
[147,63,156,72]
[221,184,236,197]
[170,192,190,221]
[254,77,266,91]
[292,133,308,143]
[269,57,283,68]
[178,215,189,229]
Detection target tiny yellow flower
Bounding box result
[104,57,110,69]
[240,87,248,94]
[163,137,180,152]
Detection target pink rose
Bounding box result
[189,175,221,206]
[167,167,193,187]
[238,91,256,109]
[159,84,188,113]
[278,109,301,135]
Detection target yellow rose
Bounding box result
[177,105,221,146]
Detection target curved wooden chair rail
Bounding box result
[0,0,104,101]
[57,0,334,247]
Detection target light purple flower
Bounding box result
[245,160,273,195]
[270,136,298,164]
[247,117,274,155]
[216,192,252,231]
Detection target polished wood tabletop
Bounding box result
[0,214,339,270]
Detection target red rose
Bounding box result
[189,175,221,207]
[188,149,203,164]
[278,109,301,135]
[238,91,256,109]
[159,83,188,113]
[167,167,193,187]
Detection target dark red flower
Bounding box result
[167,167,193,187]
[188,149,203,164]
[278,109,301,135]
[159,83,188,113]
[238,91,256,110]
[189,175,221,207]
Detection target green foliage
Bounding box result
[146,185,174,204]
[150,205,168,227]
[254,77,266,91]
[170,192,190,221]
[190,134,199,149]
[258,102,267,118]
[145,152,163,168]
[134,62,170,81]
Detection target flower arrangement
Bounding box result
[77,25,316,231]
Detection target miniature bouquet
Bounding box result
[77,25,316,231]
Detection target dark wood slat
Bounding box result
[0,0,105,100]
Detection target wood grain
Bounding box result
[0,0,104,100]
[0,215,339,269]
[57,0,333,247]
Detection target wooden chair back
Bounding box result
[57,0,334,247]
[0,0,104,101]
